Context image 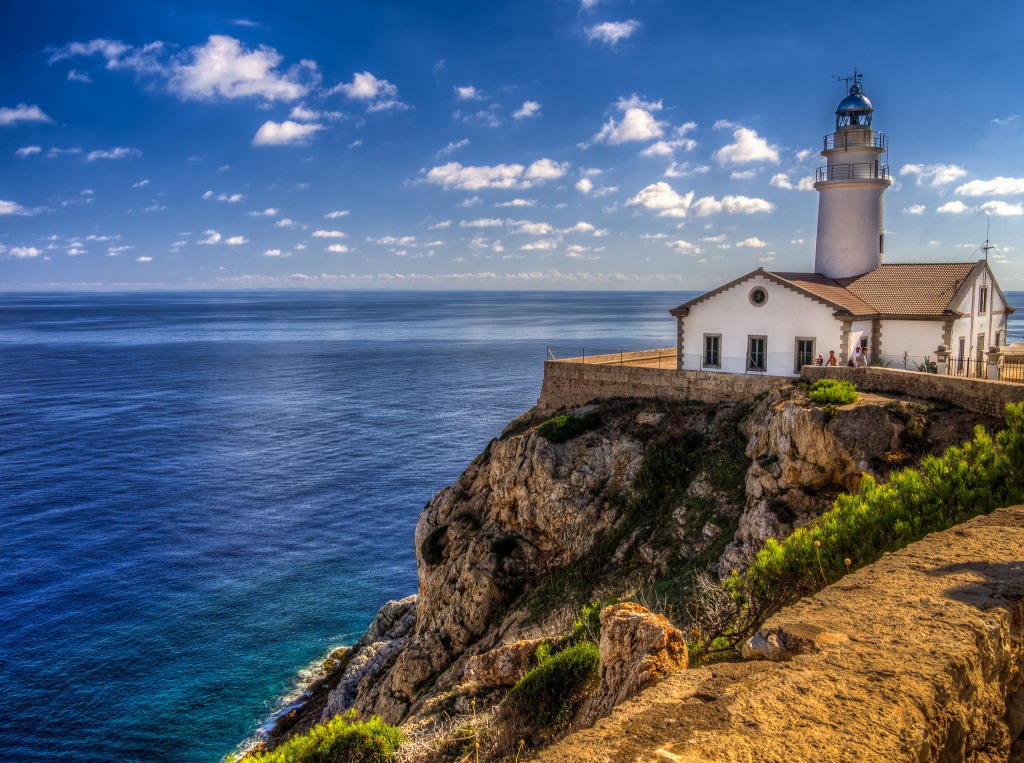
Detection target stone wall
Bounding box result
[537,360,791,411]
[801,365,1024,417]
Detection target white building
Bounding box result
[671,75,1014,376]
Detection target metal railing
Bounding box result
[816,163,889,182]
[546,346,677,369]
[823,131,887,151]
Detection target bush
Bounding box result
[246,712,403,763]
[807,378,858,406]
[537,412,602,443]
[505,641,600,729]
[702,402,1024,656]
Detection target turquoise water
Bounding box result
[0,290,688,762]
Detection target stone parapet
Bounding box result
[801,365,1024,418]
[537,360,790,411]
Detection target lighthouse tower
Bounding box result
[813,73,891,279]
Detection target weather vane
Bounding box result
[834,70,863,91]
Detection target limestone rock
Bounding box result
[321,596,417,721]
[577,603,688,725]
[457,637,547,693]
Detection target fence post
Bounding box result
[987,346,1002,381]
[936,345,949,376]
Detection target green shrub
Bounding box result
[713,402,1024,651]
[807,378,858,406]
[506,641,600,729]
[821,403,839,421]
[537,412,602,443]
[246,712,403,763]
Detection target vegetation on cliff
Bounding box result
[692,402,1024,658]
[244,712,402,763]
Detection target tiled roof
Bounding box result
[770,262,981,317]
[837,262,978,315]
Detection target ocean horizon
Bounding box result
[1,289,1021,762]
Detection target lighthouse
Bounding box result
[813,73,891,279]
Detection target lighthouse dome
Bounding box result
[835,82,873,129]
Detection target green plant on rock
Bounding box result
[505,641,600,730]
[245,711,403,763]
[536,411,602,444]
[807,378,858,406]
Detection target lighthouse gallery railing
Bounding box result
[815,163,890,182]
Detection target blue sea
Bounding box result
[0,290,697,763]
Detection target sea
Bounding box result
[0,290,701,763]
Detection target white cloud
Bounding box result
[437,138,469,157]
[979,200,1024,216]
[199,230,223,244]
[900,163,968,187]
[937,201,969,214]
[461,218,505,228]
[428,220,452,229]
[565,244,598,259]
[86,147,142,161]
[455,85,485,101]
[730,169,758,180]
[326,243,351,252]
[626,182,694,217]
[665,162,709,178]
[331,71,406,112]
[0,104,53,126]
[368,235,417,246]
[576,177,594,194]
[325,210,349,218]
[264,249,283,257]
[565,222,596,234]
[107,245,133,255]
[520,238,559,251]
[171,35,308,102]
[458,196,483,207]
[132,178,151,188]
[246,208,279,216]
[425,158,566,190]
[769,173,814,191]
[0,200,34,215]
[136,255,153,262]
[691,195,774,216]
[67,69,93,83]
[15,146,42,157]
[46,147,83,158]
[494,198,535,207]
[312,229,346,238]
[9,246,42,258]
[713,127,779,164]
[203,191,245,203]
[289,104,321,121]
[955,177,1024,196]
[737,237,767,248]
[585,20,640,46]
[588,105,664,146]
[252,120,324,146]
[513,221,554,235]
[902,204,927,215]
[224,236,248,245]
[513,101,541,120]
[276,218,297,228]
[667,240,702,254]
[641,138,696,157]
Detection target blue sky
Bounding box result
[2,0,1023,291]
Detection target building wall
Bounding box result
[801,365,1024,418]
[680,274,842,376]
[877,320,944,367]
[537,361,790,412]
[949,265,1011,360]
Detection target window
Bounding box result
[978,286,988,315]
[747,335,767,372]
[703,334,721,369]
[996,331,1002,347]
[795,338,815,373]
[957,337,966,373]
[879,233,884,254]
[748,286,768,307]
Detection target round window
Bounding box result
[749,286,768,307]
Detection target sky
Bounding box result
[2,0,1023,291]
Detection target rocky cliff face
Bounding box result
[259,387,992,757]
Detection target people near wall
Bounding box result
[815,354,824,366]
[854,346,867,368]
[827,350,837,366]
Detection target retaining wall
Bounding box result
[801,365,1024,418]
[537,360,790,411]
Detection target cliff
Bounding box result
[255,385,997,759]
[535,505,1024,763]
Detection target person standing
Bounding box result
[854,346,867,367]
[827,350,837,366]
